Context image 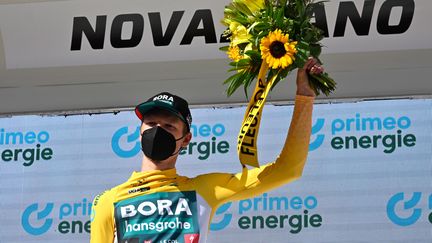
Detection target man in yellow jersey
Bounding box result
[90,58,322,243]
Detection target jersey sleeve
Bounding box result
[194,95,314,208]
[90,189,116,243]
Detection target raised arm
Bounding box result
[194,59,320,207]
[296,57,320,98]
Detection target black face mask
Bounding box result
[141,126,185,161]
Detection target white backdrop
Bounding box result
[0,0,429,69]
[1,0,432,115]
[1,97,431,242]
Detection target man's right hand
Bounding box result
[296,57,323,97]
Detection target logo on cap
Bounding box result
[153,94,174,105]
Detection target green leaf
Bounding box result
[250,22,271,32]
[309,43,322,57]
[308,72,337,96]
[232,1,253,16]
[244,50,261,60]
[219,46,229,51]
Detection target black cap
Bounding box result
[135,92,192,131]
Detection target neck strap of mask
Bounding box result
[171,133,187,156]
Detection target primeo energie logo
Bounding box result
[112,123,230,160]
[0,128,53,166]
[309,118,325,151]
[386,192,432,227]
[210,193,322,234]
[309,113,417,153]
[21,199,92,236]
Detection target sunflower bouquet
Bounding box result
[220,0,336,167]
[221,0,336,97]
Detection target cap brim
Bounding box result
[135,101,188,126]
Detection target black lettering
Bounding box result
[35,144,41,160]
[289,215,302,234]
[84,220,91,233]
[279,215,289,228]
[252,215,265,229]
[403,134,416,147]
[110,14,144,48]
[309,214,323,227]
[331,137,344,149]
[373,135,382,147]
[265,215,278,229]
[71,220,83,233]
[240,123,249,136]
[358,136,372,148]
[246,108,259,123]
[311,3,329,37]
[22,148,35,167]
[217,141,230,153]
[14,149,22,161]
[188,142,197,154]
[253,90,264,103]
[377,0,415,35]
[242,138,254,147]
[240,146,254,156]
[197,141,210,160]
[248,105,260,114]
[334,0,375,37]
[71,16,107,50]
[58,221,70,234]
[245,127,256,137]
[149,11,184,46]
[238,216,251,229]
[303,210,309,228]
[1,149,13,161]
[41,148,53,160]
[258,78,266,88]
[181,9,217,45]
[345,136,358,149]
[250,117,259,127]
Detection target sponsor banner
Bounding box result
[0,98,431,242]
[0,0,431,69]
[114,191,199,242]
[20,199,93,236]
[210,193,323,234]
[386,192,432,227]
[0,127,54,167]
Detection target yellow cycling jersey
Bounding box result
[90,95,314,243]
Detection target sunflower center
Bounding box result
[269,41,286,58]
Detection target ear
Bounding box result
[181,132,192,147]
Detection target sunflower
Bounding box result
[260,29,298,69]
[227,45,242,62]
